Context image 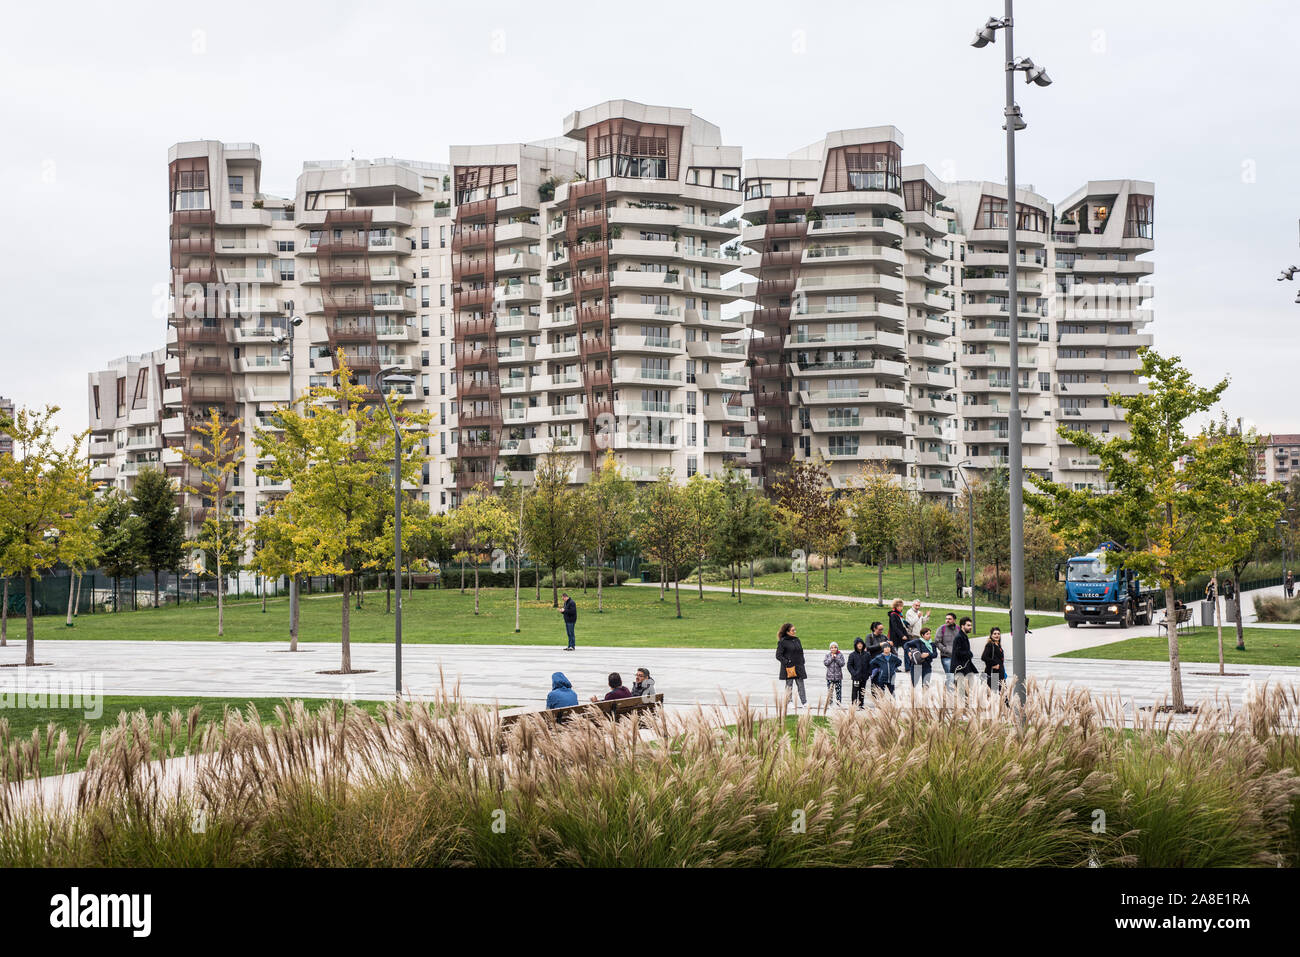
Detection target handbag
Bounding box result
[785,665,798,679]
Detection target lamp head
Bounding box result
[1280,266,1299,281]
[971,17,1002,48]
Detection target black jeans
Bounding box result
[850,680,867,708]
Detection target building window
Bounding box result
[421,226,430,249]
[228,175,243,194]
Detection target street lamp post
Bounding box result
[972,1,1051,704]
[275,308,304,648]
[380,367,415,698]
[957,461,976,631]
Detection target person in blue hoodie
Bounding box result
[546,672,579,709]
[869,641,902,696]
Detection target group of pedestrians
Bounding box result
[776,598,1010,709]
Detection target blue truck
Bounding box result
[1056,541,1156,628]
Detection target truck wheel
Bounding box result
[1122,608,1132,629]
[1068,621,1078,628]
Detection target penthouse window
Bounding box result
[976,196,1047,233]
[903,180,937,216]
[591,133,669,180]
[822,143,902,194]
[1124,194,1153,239]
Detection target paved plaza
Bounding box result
[0,583,1293,715]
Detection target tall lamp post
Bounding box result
[274,307,304,645]
[972,3,1051,703]
[380,367,415,698]
[956,460,976,630]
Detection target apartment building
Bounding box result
[160,141,456,528]
[448,101,746,495]
[1258,433,1300,485]
[739,128,1153,496]
[90,107,1154,514]
[740,130,964,494]
[0,396,13,455]
[87,349,169,491]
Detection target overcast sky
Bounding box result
[3,0,1297,441]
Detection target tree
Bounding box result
[182,408,245,637]
[251,502,299,646]
[523,453,578,608]
[634,469,693,619]
[0,405,97,666]
[95,490,143,612]
[1029,349,1229,712]
[712,463,762,602]
[59,482,99,627]
[773,458,834,601]
[848,464,905,605]
[581,451,634,612]
[972,467,1011,587]
[815,491,851,593]
[682,472,721,599]
[449,484,512,615]
[1195,420,1284,663]
[253,355,428,673]
[498,477,529,631]
[132,466,185,609]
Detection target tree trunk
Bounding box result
[74,573,83,616]
[551,563,559,608]
[289,575,299,653]
[341,571,352,672]
[514,556,521,633]
[2,578,8,645]
[911,555,916,594]
[386,573,391,615]
[1163,584,1185,712]
[24,572,36,666]
[581,556,588,594]
[535,563,541,601]
[596,546,604,613]
[154,568,161,610]
[878,563,884,606]
[698,550,705,599]
[804,551,810,602]
[749,558,754,589]
[823,554,829,592]
[460,557,465,594]
[262,575,268,613]
[659,561,665,601]
[66,572,76,627]
[473,565,480,615]
[1214,577,1225,676]
[924,560,930,599]
[1233,571,1245,650]
[674,568,682,619]
[217,552,224,637]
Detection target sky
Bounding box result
[2,0,1298,441]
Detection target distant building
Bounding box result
[1258,433,1300,485]
[0,395,13,455]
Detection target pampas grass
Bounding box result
[1,681,1298,868]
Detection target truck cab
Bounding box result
[1058,544,1154,628]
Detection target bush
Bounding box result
[1254,594,1300,623]
[446,568,627,589]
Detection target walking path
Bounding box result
[2,634,1295,715]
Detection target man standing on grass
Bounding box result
[561,591,577,651]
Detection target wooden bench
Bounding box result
[500,693,664,730]
[1158,606,1193,636]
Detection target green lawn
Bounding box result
[19,585,1060,650]
[0,694,393,778]
[726,560,1062,611]
[1056,626,1300,667]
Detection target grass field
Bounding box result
[12,584,1062,650]
[0,695,393,777]
[725,559,1063,610]
[1057,626,1300,667]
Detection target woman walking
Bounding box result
[981,626,1007,691]
[776,622,809,708]
[823,641,845,706]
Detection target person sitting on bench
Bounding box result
[590,672,632,703]
[546,672,578,709]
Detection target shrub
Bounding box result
[1254,595,1300,624]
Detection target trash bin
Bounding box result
[640,570,653,583]
[1223,598,1238,624]
[1200,600,1216,627]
